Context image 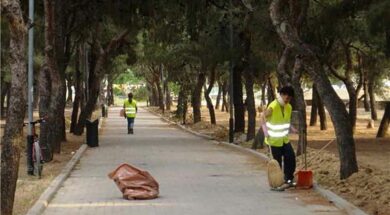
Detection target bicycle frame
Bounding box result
[25,118,46,177]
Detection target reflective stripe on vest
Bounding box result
[126,107,136,114]
[267,127,290,137]
[266,122,290,131]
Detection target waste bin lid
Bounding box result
[85,119,99,124]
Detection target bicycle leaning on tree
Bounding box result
[23,118,52,178]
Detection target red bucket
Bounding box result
[296,170,313,189]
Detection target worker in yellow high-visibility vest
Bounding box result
[260,86,298,189]
[123,93,138,134]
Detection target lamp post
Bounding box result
[26,0,35,174]
[228,0,234,143]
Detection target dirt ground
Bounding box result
[148,105,390,215]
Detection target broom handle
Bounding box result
[305,138,335,166]
[261,120,273,160]
[303,129,307,170]
[298,115,307,170]
[268,142,273,160]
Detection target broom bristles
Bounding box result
[267,159,285,188]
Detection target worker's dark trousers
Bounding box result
[270,143,296,182]
[127,117,135,129]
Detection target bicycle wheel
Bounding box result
[33,141,43,178]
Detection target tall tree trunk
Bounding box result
[40,0,64,153]
[270,0,358,179]
[58,79,67,142]
[233,66,245,132]
[98,76,106,106]
[66,77,73,105]
[328,45,361,132]
[1,1,26,214]
[165,81,171,111]
[156,79,164,111]
[377,102,390,137]
[74,44,98,135]
[176,85,189,124]
[309,83,318,126]
[74,70,100,135]
[368,79,377,120]
[215,81,222,110]
[307,64,357,180]
[70,49,82,133]
[151,82,159,106]
[204,67,216,124]
[244,70,256,141]
[292,59,307,155]
[261,81,266,106]
[363,72,370,112]
[74,29,129,135]
[192,72,206,123]
[314,85,328,130]
[6,89,10,114]
[55,0,73,143]
[107,78,114,106]
[221,80,229,112]
[176,87,185,118]
[345,80,357,132]
[182,90,188,124]
[267,77,276,105]
[276,48,307,155]
[1,82,10,118]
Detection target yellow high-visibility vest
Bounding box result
[265,99,292,147]
[124,99,137,118]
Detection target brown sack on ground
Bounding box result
[108,163,159,200]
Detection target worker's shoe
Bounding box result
[271,180,295,192]
[130,128,134,134]
[128,128,131,134]
[281,180,296,189]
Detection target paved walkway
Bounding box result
[43,107,344,215]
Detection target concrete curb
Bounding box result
[26,116,105,215]
[313,184,367,215]
[146,108,368,215]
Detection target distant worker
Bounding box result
[123,93,138,134]
[260,86,297,189]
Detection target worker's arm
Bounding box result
[136,104,138,113]
[123,103,127,119]
[259,107,272,125]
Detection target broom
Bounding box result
[263,124,285,188]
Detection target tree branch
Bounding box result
[325,62,347,81]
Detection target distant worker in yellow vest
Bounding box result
[261,86,297,189]
[123,93,138,134]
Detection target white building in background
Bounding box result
[202,81,390,108]
[126,83,145,92]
